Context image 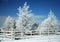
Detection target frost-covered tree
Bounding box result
[3,16,15,31]
[57,21,60,32]
[40,10,59,34]
[16,2,33,36]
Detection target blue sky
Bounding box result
[0,0,60,19]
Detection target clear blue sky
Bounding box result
[0,0,60,19]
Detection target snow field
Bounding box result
[2,35,60,42]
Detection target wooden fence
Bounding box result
[0,30,60,40]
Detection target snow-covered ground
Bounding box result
[1,35,60,42]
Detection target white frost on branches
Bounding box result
[3,16,15,31]
[16,2,33,35]
[40,10,59,33]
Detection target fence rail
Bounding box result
[0,31,60,40]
